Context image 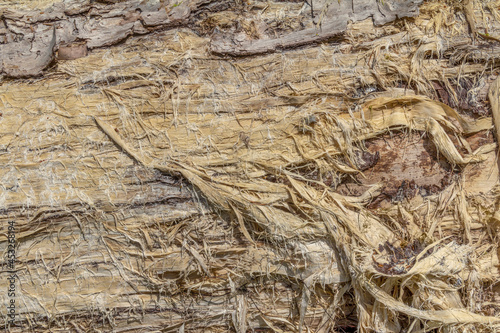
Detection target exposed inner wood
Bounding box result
[337,132,454,206]
[0,0,499,332]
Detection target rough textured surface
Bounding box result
[337,132,455,206]
[0,0,423,76]
[0,1,499,333]
[211,0,424,55]
[0,0,207,77]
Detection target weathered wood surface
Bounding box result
[0,0,423,76]
[0,0,499,332]
[0,0,217,77]
[211,0,423,55]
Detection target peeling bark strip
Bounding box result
[0,0,423,77]
[210,19,347,56]
[211,0,423,55]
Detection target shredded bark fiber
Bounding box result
[0,0,499,332]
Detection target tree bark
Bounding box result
[0,0,499,332]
